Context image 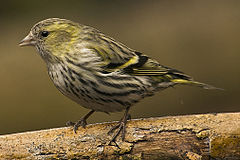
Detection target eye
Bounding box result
[40,31,49,37]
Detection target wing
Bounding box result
[78,26,137,70]
[101,50,217,90]
[91,31,192,81]
[107,51,192,81]
[79,28,217,89]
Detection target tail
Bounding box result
[167,70,223,90]
[171,79,223,90]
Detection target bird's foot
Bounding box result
[66,110,95,133]
[66,118,87,133]
[108,114,131,144]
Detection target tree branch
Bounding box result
[0,112,240,159]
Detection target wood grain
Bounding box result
[0,112,240,159]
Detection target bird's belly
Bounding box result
[48,66,155,113]
[48,74,122,112]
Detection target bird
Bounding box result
[19,18,218,142]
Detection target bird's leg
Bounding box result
[108,107,131,143]
[66,109,95,133]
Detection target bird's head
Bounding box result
[19,18,81,62]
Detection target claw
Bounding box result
[66,110,95,133]
[66,121,75,126]
[73,118,87,133]
[108,123,121,135]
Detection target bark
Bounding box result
[0,112,240,160]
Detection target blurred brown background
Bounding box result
[0,0,239,135]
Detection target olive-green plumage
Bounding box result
[19,18,218,141]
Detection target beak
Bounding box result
[19,33,36,47]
